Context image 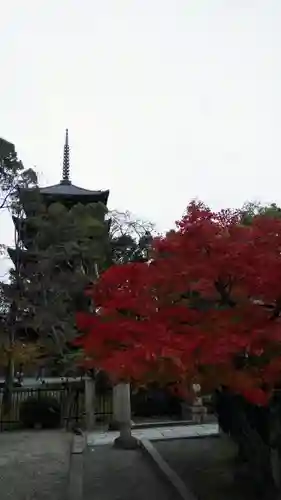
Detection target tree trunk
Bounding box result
[2,297,17,417]
[2,341,14,417]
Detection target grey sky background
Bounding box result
[0,0,280,279]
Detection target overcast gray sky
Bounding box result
[1,0,280,279]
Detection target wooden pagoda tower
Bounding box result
[6,130,110,377]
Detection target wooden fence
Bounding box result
[0,384,113,431]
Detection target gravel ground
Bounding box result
[0,430,71,500]
[84,444,175,500]
[155,436,258,500]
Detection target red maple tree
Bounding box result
[76,201,281,405]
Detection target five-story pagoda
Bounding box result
[7,130,110,375]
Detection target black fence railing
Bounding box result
[95,388,113,423]
[0,383,114,431]
[0,385,83,431]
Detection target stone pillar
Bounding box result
[85,377,96,431]
[191,383,207,424]
[109,383,133,430]
[191,395,207,424]
[112,383,139,449]
[109,384,122,430]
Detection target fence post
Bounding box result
[85,377,95,431]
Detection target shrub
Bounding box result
[19,395,61,429]
[131,386,182,417]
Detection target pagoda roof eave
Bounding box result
[7,247,37,266]
[20,184,110,206]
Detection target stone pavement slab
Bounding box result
[154,435,251,500]
[160,423,218,438]
[87,422,219,446]
[0,430,71,500]
[84,443,176,500]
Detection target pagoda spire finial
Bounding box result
[61,128,71,185]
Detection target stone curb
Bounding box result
[66,433,86,500]
[150,433,220,442]
[132,419,194,429]
[140,438,198,500]
[132,417,217,430]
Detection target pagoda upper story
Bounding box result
[8,129,110,266]
[21,129,109,208]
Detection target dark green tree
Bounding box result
[0,137,37,210]
[109,209,155,264]
[0,138,37,413]
[4,192,110,376]
[240,201,281,225]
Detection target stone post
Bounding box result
[191,395,207,424]
[85,377,96,431]
[109,383,134,430]
[108,384,122,430]
[191,383,207,424]
[113,383,139,449]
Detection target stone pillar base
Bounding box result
[191,405,207,424]
[113,424,139,450]
[114,434,139,450]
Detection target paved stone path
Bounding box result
[87,422,219,446]
[84,423,219,500]
[0,430,71,500]
[84,444,176,500]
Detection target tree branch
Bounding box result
[214,278,236,307]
